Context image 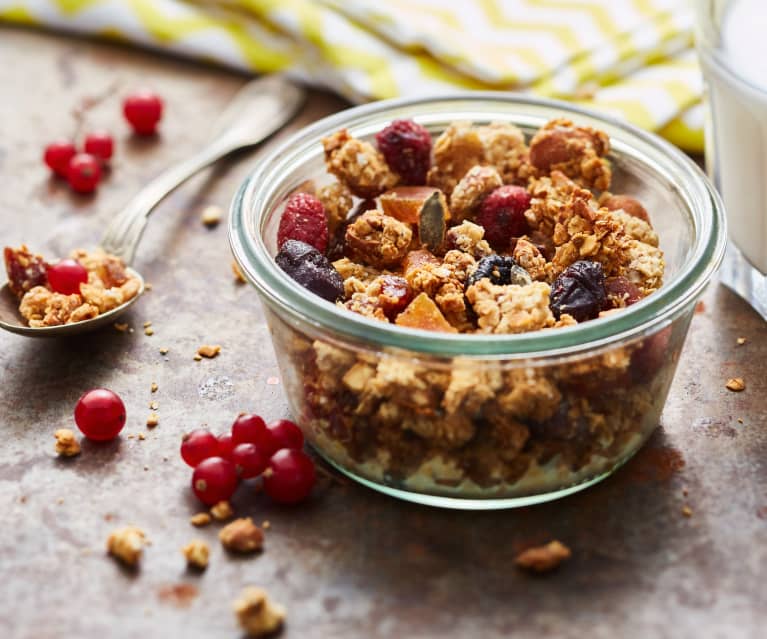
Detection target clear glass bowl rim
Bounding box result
[229,92,726,358]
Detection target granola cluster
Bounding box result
[4,245,141,327]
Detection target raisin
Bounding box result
[275,240,344,303]
[375,119,432,185]
[466,255,532,289]
[3,245,48,299]
[277,193,328,253]
[549,260,606,322]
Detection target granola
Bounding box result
[233,587,285,637]
[107,526,147,567]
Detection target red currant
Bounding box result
[267,419,304,450]
[123,90,163,135]
[231,443,269,479]
[191,457,238,505]
[231,413,277,456]
[217,432,235,462]
[84,131,114,161]
[180,429,219,468]
[264,449,316,504]
[46,259,88,295]
[74,388,126,441]
[66,153,101,194]
[43,140,76,178]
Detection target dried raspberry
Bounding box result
[3,246,48,299]
[475,185,531,250]
[277,193,328,253]
[375,119,432,185]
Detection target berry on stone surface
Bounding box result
[466,255,532,289]
[266,419,304,451]
[66,153,101,193]
[191,457,238,505]
[375,119,432,185]
[74,388,126,441]
[264,449,316,504]
[549,260,606,322]
[277,193,328,253]
[46,259,88,295]
[43,140,76,177]
[123,90,163,135]
[231,413,278,457]
[476,185,531,249]
[180,429,220,468]
[275,239,344,303]
[232,443,269,479]
[83,131,114,161]
[217,432,235,462]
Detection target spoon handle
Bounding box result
[100,75,306,264]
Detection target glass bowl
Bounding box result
[229,93,726,509]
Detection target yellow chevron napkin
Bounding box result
[0,0,703,151]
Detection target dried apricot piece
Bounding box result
[380,186,442,224]
[395,292,457,333]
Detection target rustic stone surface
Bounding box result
[1,27,767,639]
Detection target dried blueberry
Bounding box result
[275,240,344,303]
[549,260,606,321]
[466,255,532,289]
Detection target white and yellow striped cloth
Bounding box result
[0,0,704,151]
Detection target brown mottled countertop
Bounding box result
[1,27,766,639]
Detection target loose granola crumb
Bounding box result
[682,505,693,517]
[148,401,158,410]
[233,587,286,638]
[262,520,271,530]
[219,517,264,553]
[232,261,247,284]
[197,344,221,359]
[194,354,203,361]
[144,327,154,336]
[143,321,152,328]
[190,512,212,527]
[107,526,147,567]
[159,347,169,355]
[144,282,153,291]
[200,205,223,227]
[182,540,210,569]
[738,418,744,424]
[54,428,80,457]
[210,500,234,521]
[726,377,746,392]
[114,322,129,332]
[146,413,159,428]
[138,433,146,441]
[514,540,571,573]
[737,337,747,345]
[150,382,158,393]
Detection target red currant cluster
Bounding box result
[43,90,163,194]
[181,415,316,506]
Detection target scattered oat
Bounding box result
[144,282,153,291]
[726,377,746,392]
[138,433,146,441]
[150,382,158,393]
[182,540,210,570]
[146,413,159,428]
[738,418,744,424]
[682,505,693,517]
[113,322,129,332]
[210,500,234,521]
[54,428,81,457]
[232,261,247,284]
[144,327,154,336]
[200,205,223,227]
[149,400,159,410]
[193,354,202,361]
[159,347,169,355]
[143,321,152,328]
[197,344,221,359]
[737,337,747,345]
[234,587,285,638]
[107,526,147,567]
[127,434,135,440]
[514,540,571,573]
[190,512,212,527]
[219,518,264,554]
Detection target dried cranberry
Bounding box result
[377,275,413,319]
[275,240,344,303]
[277,193,328,253]
[603,276,643,310]
[375,119,432,185]
[549,260,606,322]
[3,246,48,298]
[466,255,532,289]
[475,185,531,249]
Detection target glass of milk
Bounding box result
[696,0,767,320]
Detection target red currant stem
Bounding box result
[70,79,121,140]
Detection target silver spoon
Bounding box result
[0,75,305,338]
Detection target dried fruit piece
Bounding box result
[466,255,532,289]
[277,192,328,253]
[233,587,285,637]
[380,186,441,224]
[418,190,449,252]
[549,260,606,322]
[603,276,643,309]
[374,275,413,320]
[403,249,441,278]
[515,540,571,573]
[395,292,457,333]
[219,517,264,553]
[3,245,48,298]
[275,240,344,303]
[476,184,531,249]
[375,119,432,185]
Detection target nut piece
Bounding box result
[190,512,212,527]
[210,500,234,521]
[182,539,210,569]
[514,540,571,573]
[219,517,264,553]
[200,205,223,227]
[726,377,746,392]
[233,587,286,637]
[54,428,81,457]
[197,344,221,359]
[107,526,147,567]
